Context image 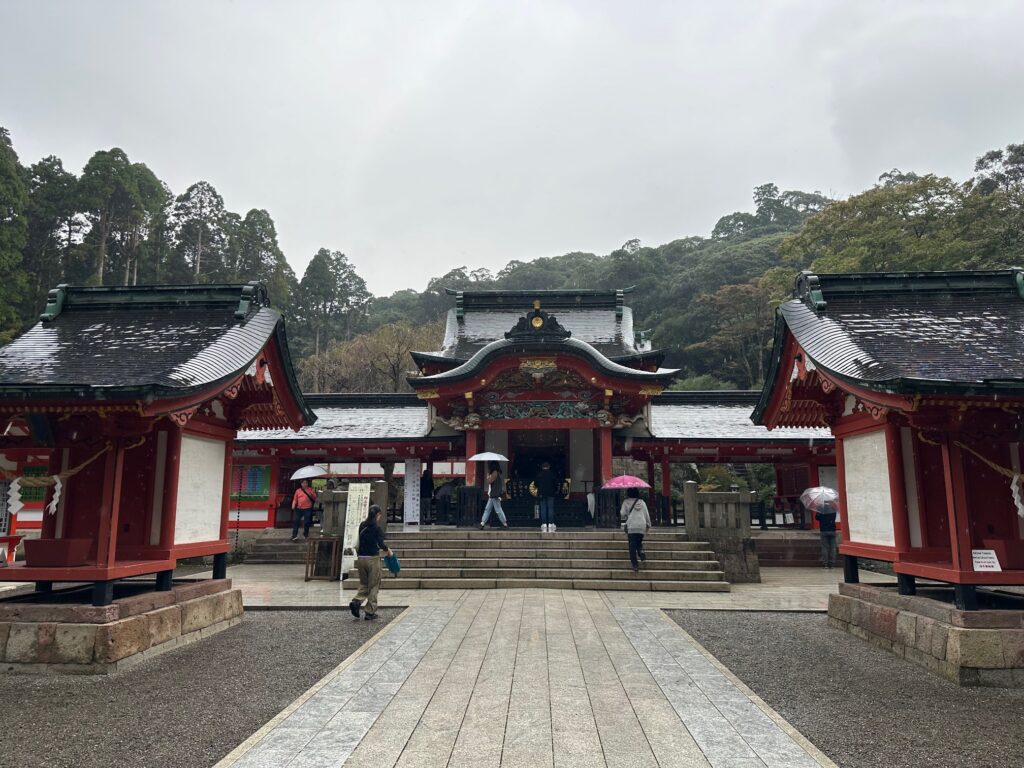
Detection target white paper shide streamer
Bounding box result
[1013,473,1024,518]
[47,475,62,516]
[6,478,22,518]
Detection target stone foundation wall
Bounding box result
[701,532,761,583]
[0,580,243,674]
[829,583,1024,687]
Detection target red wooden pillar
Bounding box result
[160,427,183,549]
[42,447,65,539]
[835,439,848,538]
[465,430,479,486]
[219,438,233,542]
[884,422,912,554]
[96,441,126,568]
[941,433,974,575]
[599,429,613,484]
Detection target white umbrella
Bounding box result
[799,486,838,512]
[290,465,329,481]
[467,452,509,462]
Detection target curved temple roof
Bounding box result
[415,288,661,365]
[0,282,315,426]
[411,336,679,387]
[753,268,1024,424]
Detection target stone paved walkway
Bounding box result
[200,563,894,612]
[218,590,835,768]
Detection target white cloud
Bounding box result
[1,0,1020,294]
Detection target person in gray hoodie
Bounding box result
[620,487,652,573]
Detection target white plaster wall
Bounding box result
[174,434,226,544]
[843,431,896,547]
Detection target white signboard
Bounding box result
[404,459,421,525]
[842,431,896,547]
[174,434,226,544]
[343,482,371,575]
[972,549,1002,572]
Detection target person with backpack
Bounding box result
[290,478,318,541]
[620,487,652,573]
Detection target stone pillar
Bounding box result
[403,458,421,526]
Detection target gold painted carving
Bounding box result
[519,358,557,373]
[416,389,439,400]
[639,386,663,396]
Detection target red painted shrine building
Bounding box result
[755,270,1024,607]
[0,284,312,604]
[234,290,833,527]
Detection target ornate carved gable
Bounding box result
[504,302,571,341]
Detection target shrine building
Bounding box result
[755,269,1024,609]
[0,283,312,606]
[234,289,834,529]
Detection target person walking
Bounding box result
[534,461,558,532]
[480,461,509,529]
[349,505,392,620]
[290,479,318,541]
[816,499,838,569]
[620,488,651,573]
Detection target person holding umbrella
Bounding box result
[480,461,509,529]
[800,486,839,569]
[290,478,319,541]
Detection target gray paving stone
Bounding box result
[224,594,831,768]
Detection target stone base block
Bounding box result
[0,582,243,675]
[829,584,1024,687]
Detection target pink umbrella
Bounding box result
[602,475,651,490]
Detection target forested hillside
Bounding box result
[1,125,1022,392]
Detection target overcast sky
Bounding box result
[2,0,1023,295]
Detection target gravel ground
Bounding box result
[668,610,1024,768]
[0,609,400,768]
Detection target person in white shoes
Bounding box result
[534,461,559,532]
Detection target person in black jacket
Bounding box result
[534,461,559,532]
[816,500,838,569]
[349,505,392,620]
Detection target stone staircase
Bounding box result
[373,529,730,592]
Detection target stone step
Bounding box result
[387,567,727,581]
[378,577,731,592]
[385,530,692,541]
[377,538,712,551]
[392,548,719,561]
[395,557,720,570]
